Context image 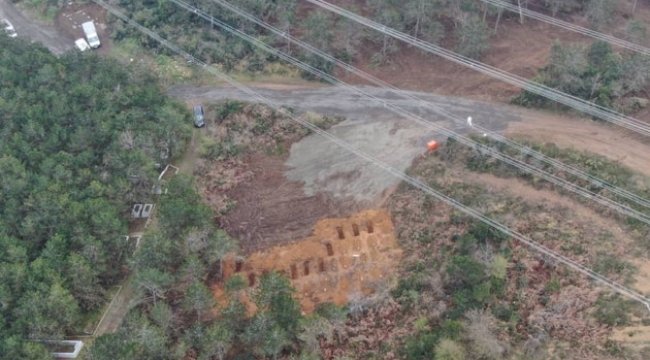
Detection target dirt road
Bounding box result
[170,85,521,203]
[93,280,134,336]
[169,84,518,133]
[170,84,650,204]
[0,0,73,54]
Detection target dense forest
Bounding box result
[109,0,650,110]
[0,34,191,358]
[16,0,645,66]
[109,0,493,68]
[15,1,650,111]
[515,39,650,112]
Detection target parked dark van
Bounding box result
[193,105,205,128]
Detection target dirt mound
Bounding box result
[216,209,401,314]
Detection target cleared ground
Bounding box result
[217,209,400,314]
[170,84,650,203]
[54,3,112,55]
[170,85,518,204]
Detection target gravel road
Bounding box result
[169,85,522,204]
[0,0,73,54]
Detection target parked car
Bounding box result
[2,19,17,38]
[82,21,100,48]
[75,38,91,52]
[193,105,205,128]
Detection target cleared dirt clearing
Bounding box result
[217,209,400,314]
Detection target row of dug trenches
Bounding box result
[214,209,401,314]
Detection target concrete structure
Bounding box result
[48,340,84,359]
[141,204,154,218]
[131,204,143,218]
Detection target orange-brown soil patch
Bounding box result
[215,209,400,314]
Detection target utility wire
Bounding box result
[91,0,650,311]
[303,0,650,137]
[208,0,650,216]
[173,0,650,227]
[481,0,650,57]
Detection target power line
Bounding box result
[303,0,650,137]
[173,0,650,227]
[92,0,650,311]
[481,0,650,57]
[206,0,650,216]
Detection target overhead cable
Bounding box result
[174,0,650,227]
[92,0,650,311]
[208,0,650,214]
[303,0,650,137]
[481,0,650,57]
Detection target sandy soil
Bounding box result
[630,258,650,295]
[504,107,650,177]
[611,325,650,348]
[325,2,585,102]
[471,172,633,245]
[215,209,400,314]
[284,113,436,203]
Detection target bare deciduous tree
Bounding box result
[135,268,173,306]
[405,0,445,43]
[543,0,581,17]
[586,0,616,29]
[464,309,508,359]
[336,7,366,58]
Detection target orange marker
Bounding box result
[427,140,438,151]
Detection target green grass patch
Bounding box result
[594,294,632,327]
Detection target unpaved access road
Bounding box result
[170,85,520,204]
[0,0,73,54]
[170,84,650,204]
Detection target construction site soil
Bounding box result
[215,209,400,314]
[183,84,650,346]
[214,152,359,253]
